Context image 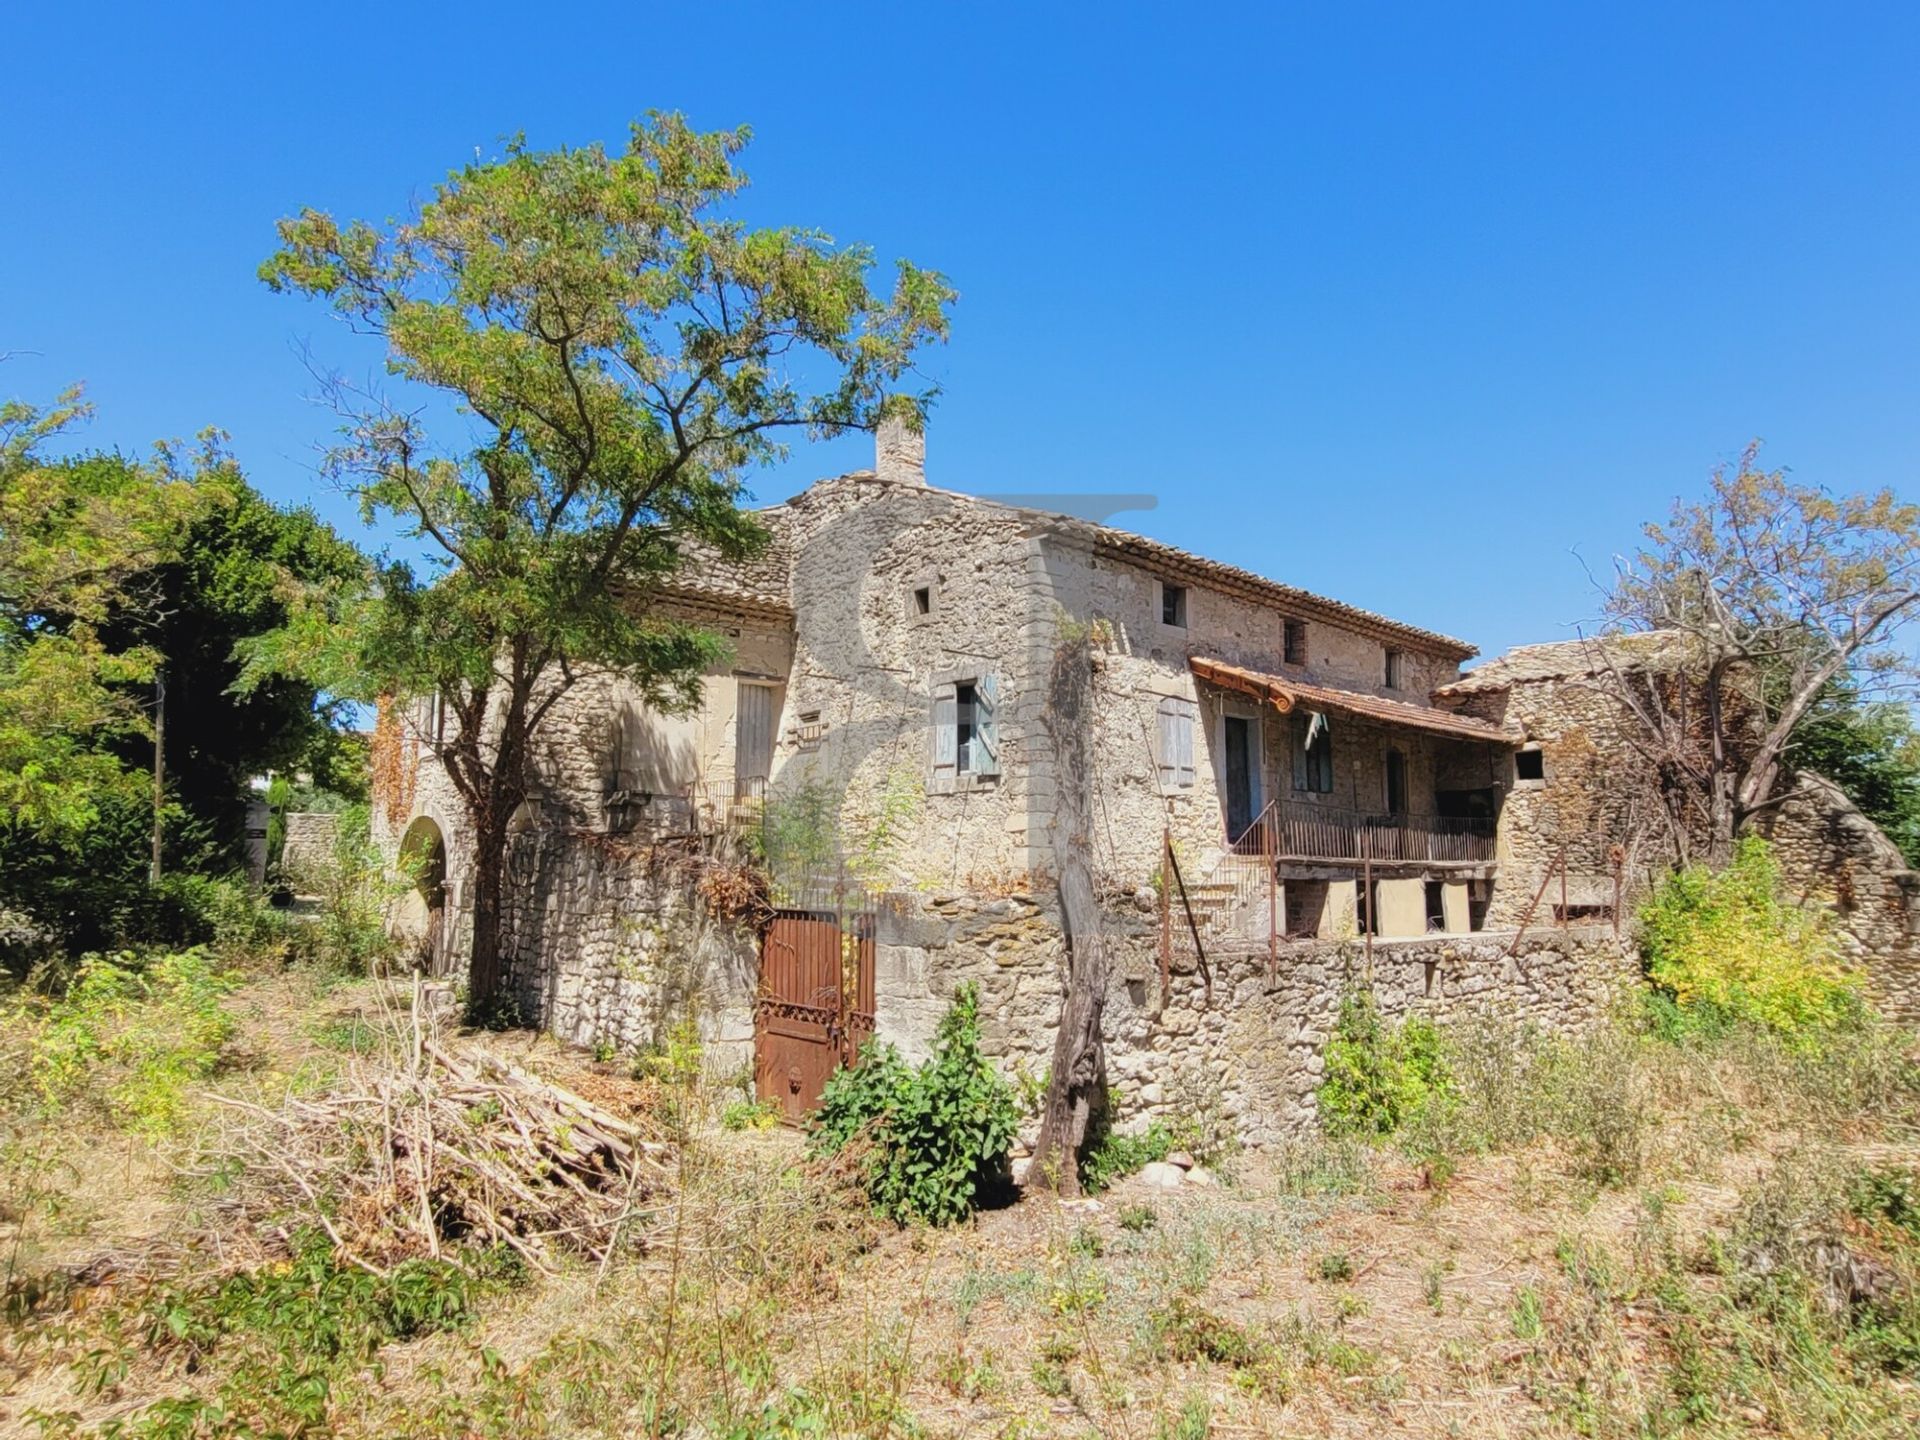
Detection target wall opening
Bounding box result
[1425,880,1446,932]
[1284,618,1308,666]
[1161,582,1188,628]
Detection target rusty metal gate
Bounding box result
[755,906,876,1125]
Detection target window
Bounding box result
[1283,618,1308,667]
[1384,649,1405,690]
[1292,710,1334,793]
[1161,581,1188,628]
[1425,880,1447,933]
[1384,748,1408,815]
[1356,879,1378,936]
[931,675,1000,781]
[955,682,978,773]
[911,584,932,616]
[1515,746,1546,786]
[1156,696,1198,790]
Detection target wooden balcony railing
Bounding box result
[1236,800,1497,866]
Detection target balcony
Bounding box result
[1235,800,1497,868]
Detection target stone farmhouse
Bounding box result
[374,424,1920,1141]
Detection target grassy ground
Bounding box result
[3,964,1918,1439]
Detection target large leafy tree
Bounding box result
[0,389,189,840]
[259,115,952,1002]
[1603,445,1920,856]
[1,386,369,948]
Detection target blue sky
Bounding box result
[4,2,1917,662]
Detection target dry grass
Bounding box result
[4,971,1919,1439]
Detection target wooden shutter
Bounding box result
[1157,700,1178,789]
[931,684,957,776]
[974,675,1001,776]
[1156,697,1196,790]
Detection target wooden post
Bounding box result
[149,667,166,884]
[1363,852,1374,985]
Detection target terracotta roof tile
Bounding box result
[1192,656,1519,743]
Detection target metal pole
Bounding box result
[1559,843,1569,931]
[1266,815,1277,978]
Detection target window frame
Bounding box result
[1292,711,1335,794]
[1283,618,1308,667]
[1159,580,1188,629]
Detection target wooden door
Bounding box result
[736,682,776,800]
[1224,715,1255,841]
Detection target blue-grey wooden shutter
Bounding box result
[1157,700,1177,789]
[931,685,957,777]
[1176,701,1195,787]
[974,675,1001,776]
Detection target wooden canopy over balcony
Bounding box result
[1189,656,1519,744]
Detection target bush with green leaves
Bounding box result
[809,983,1019,1225]
[1641,836,1865,1042]
[27,947,238,1134]
[1081,1118,1174,1192]
[1317,988,1452,1138]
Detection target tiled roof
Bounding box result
[1433,631,1691,697]
[1080,528,1477,660]
[1191,656,1519,743]
[657,508,795,611]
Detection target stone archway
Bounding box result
[397,816,450,974]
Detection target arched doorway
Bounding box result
[398,816,449,974]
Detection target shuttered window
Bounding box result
[1292,710,1334,793]
[931,674,1001,782]
[1156,696,1197,790]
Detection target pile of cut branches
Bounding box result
[211,983,672,1275]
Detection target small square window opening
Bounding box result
[1284,619,1308,666]
[1515,747,1546,783]
[1161,582,1188,628]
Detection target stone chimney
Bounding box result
[874,412,926,485]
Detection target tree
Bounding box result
[1602,445,1920,858]
[0,389,188,840]
[1786,685,1920,866]
[1,385,370,948]
[1026,631,1111,1197]
[259,116,953,1004]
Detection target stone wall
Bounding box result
[498,828,759,1072]
[873,889,1639,1144]
[279,811,339,891]
[1755,771,1920,1021]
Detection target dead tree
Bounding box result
[1027,631,1109,1197]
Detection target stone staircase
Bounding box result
[1171,849,1278,953]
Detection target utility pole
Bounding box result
[149,667,165,884]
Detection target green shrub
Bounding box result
[1318,989,1452,1138]
[98,1228,499,1437]
[721,1098,781,1132]
[1081,1118,1173,1192]
[1641,837,1865,1042]
[28,948,237,1134]
[809,983,1019,1226]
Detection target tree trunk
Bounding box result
[1027,633,1109,1197]
[466,810,510,1007]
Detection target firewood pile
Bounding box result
[211,985,673,1275]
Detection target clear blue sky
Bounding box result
[5,2,1917,662]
